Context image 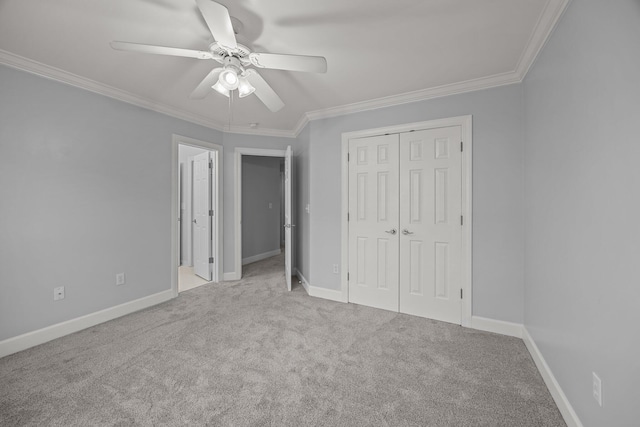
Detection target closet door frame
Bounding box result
[340,115,473,327]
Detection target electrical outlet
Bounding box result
[333,264,339,274]
[305,204,310,214]
[53,286,65,301]
[269,202,273,209]
[116,273,126,286]
[593,372,602,407]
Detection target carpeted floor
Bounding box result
[0,254,565,426]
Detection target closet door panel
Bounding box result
[399,127,462,324]
[348,134,400,311]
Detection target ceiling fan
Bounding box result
[110,0,327,112]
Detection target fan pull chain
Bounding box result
[228,90,233,131]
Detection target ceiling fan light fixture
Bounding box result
[238,76,255,98]
[112,1,327,112]
[219,68,239,90]
[212,80,230,97]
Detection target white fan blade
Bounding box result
[195,0,237,50]
[190,68,223,99]
[110,41,213,59]
[249,52,327,73]
[245,70,285,112]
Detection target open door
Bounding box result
[193,151,212,281]
[284,145,293,291]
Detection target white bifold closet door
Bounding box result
[348,134,400,311]
[398,127,462,324]
[348,126,462,324]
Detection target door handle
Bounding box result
[193,219,197,224]
[284,224,296,228]
[385,229,397,235]
[402,229,413,235]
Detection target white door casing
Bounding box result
[172,135,223,298]
[233,147,288,282]
[348,134,400,311]
[284,145,293,291]
[178,163,182,265]
[193,151,212,281]
[399,127,462,324]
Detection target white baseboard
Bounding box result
[288,275,580,427]
[295,269,346,303]
[223,272,240,281]
[470,316,523,338]
[295,268,311,293]
[0,289,174,359]
[242,249,282,265]
[308,285,346,302]
[522,328,583,427]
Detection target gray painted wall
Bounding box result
[523,0,640,425]
[0,64,296,341]
[241,156,282,261]
[307,84,525,323]
[294,124,311,281]
[1,3,634,424]
[0,64,223,340]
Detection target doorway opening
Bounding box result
[241,155,285,266]
[234,146,294,290]
[171,135,223,296]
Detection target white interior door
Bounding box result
[193,151,212,281]
[347,126,463,323]
[348,134,400,311]
[284,145,293,291]
[399,127,462,324]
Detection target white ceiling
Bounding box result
[0,0,568,137]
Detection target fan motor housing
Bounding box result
[209,42,251,59]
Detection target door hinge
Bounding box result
[347,272,350,281]
[347,153,350,162]
[460,141,463,152]
[209,257,214,264]
[209,209,214,216]
[460,215,463,226]
[460,289,463,299]
[209,160,212,169]
[347,212,350,221]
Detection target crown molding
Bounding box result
[1,0,569,140]
[291,0,570,137]
[225,124,297,139]
[0,49,300,139]
[514,0,571,79]
[292,113,310,137]
[303,71,522,124]
[0,49,234,133]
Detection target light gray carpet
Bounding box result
[0,254,564,426]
